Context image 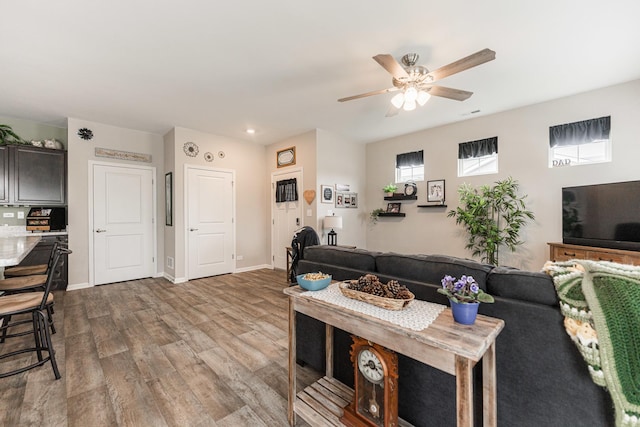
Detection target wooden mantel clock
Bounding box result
[341,336,399,427]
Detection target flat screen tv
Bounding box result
[563,180,640,251]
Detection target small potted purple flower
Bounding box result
[438,275,494,324]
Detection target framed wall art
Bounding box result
[427,179,445,203]
[165,172,173,226]
[387,202,401,213]
[321,185,334,203]
[277,146,296,168]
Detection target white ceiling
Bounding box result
[2,1,640,145]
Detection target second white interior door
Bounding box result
[186,166,234,280]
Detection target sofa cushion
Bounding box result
[303,246,379,271]
[486,267,558,306]
[375,253,493,291]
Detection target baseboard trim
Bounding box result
[235,264,272,273]
[66,282,93,291]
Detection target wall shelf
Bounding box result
[417,204,448,208]
[378,212,406,217]
[384,195,417,201]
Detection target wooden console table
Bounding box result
[548,242,640,265]
[284,285,504,426]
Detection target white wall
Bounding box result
[366,79,640,270]
[316,129,367,248]
[167,127,268,281]
[266,130,318,255]
[67,118,165,287]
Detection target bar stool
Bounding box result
[3,242,59,278]
[0,247,69,379]
[0,242,61,335]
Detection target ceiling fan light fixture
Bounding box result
[417,90,431,106]
[404,86,418,102]
[403,99,416,111]
[390,92,405,109]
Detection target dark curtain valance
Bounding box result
[458,137,498,159]
[549,116,610,148]
[396,150,424,167]
[276,178,298,202]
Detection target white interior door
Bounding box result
[272,170,303,270]
[93,163,154,285]
[187,166,234,280]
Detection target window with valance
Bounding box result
[395,150,424,182]
[458,137,498,177]
[275,178,298,202]
[549,116,611,167]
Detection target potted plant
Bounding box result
[438,275,494,324]
[0,124,26,145]
[369,208,385,224]
[447,177,535,266]
[383,183,398,197]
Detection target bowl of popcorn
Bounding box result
[296,272,332,291]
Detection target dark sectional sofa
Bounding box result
[296,245,613,427]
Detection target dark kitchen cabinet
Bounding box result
[0,146,8,203]
[0,145,67,206]
[17,235,69,290]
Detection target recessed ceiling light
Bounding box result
[246,128,256,134]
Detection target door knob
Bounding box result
[190,228,199,231]
[96,229,107,233]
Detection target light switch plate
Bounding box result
[17,211,24,219]
[3,212,14,218]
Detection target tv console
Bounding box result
[548,242,640,266]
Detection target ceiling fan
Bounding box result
[338,48,496,115]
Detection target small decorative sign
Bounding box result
[95,147,152,163]
[277,146,296,168]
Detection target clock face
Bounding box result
[358,348,384,384]
[404,182,417,196]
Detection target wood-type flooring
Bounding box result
[0,269,322,426]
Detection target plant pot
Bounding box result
[385,192,394,197]
[449,299,479,325]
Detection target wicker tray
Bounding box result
[339,281,414,310]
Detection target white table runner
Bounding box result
[301,282,445,331]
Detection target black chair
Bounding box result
[289,226,320,283]
[0,247,71,379]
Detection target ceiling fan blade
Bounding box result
[373,54,409,80]
[426,48,496,82]
[338,87,399,102]
[427,85,473,101]
[385,105,400,117]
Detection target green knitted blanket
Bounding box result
[544,260,640,426]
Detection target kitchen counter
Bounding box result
[0,226,68,237]
[0,235,42,267]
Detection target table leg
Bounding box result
[482,342,497,427]
[286,247,293,283]
[288,297,296,426]
[455,355,474,427]
[325,324,333,378]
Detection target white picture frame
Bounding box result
[321,185,334,203]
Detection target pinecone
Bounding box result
[396,288,413,300]
[352,274,378,292]
[387,280,402,297]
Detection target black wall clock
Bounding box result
[404,181,417,197]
